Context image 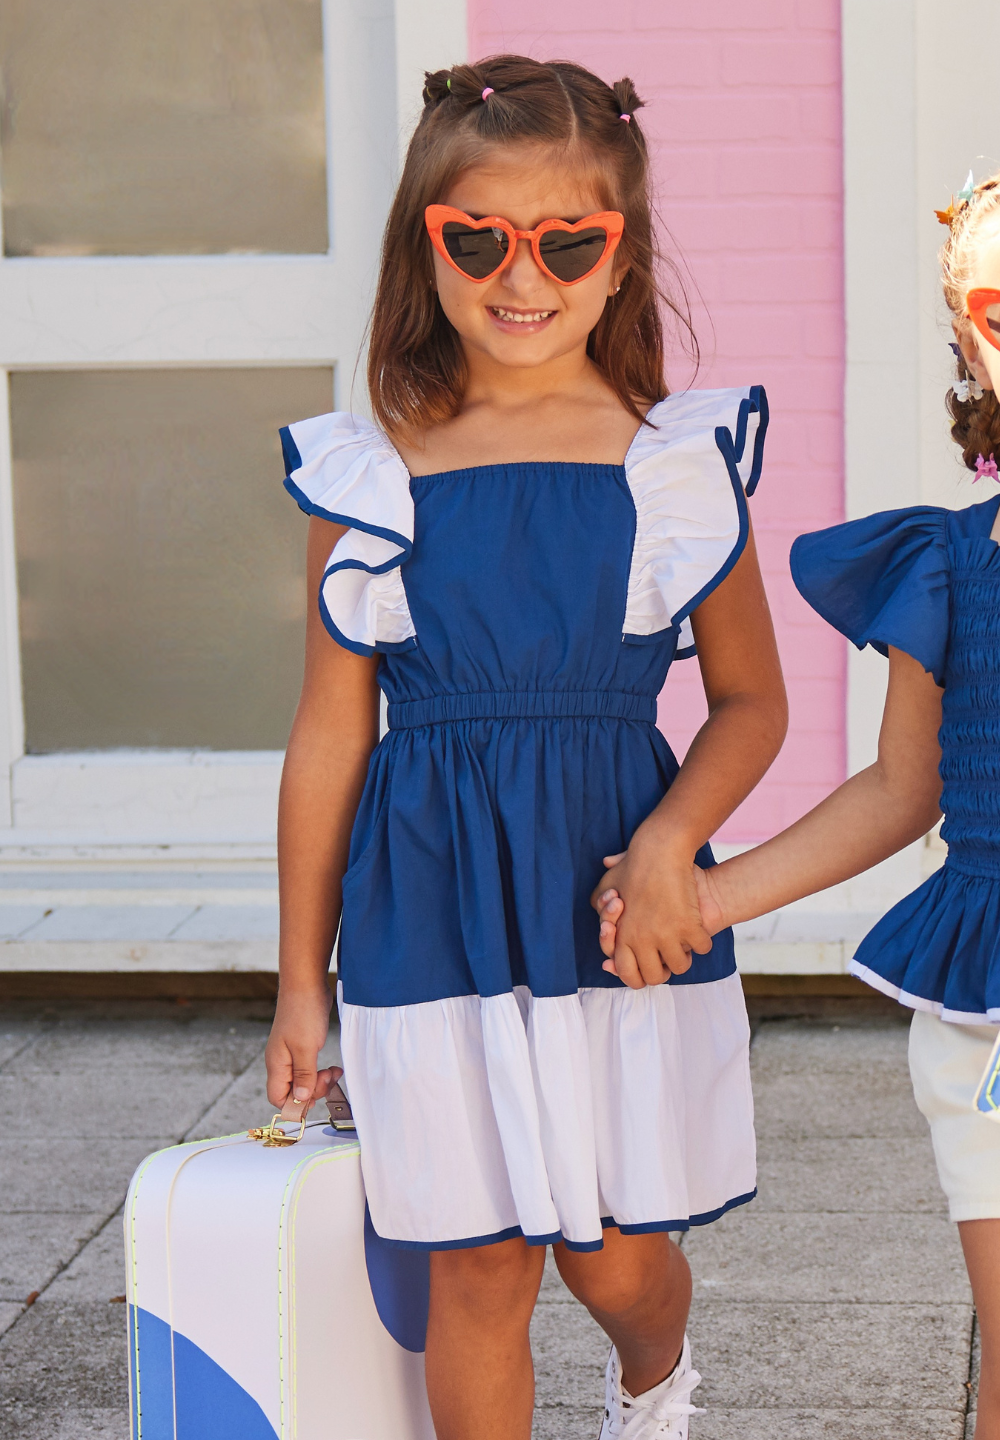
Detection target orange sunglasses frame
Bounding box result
[967,288,1000,352]
[424,204,625,286]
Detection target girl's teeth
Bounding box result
[495,308,551,322]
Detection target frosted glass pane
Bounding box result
[10,368,333,751]
[0,0,327,256]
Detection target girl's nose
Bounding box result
[501,237,548,295]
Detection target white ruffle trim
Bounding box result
[339,973,756,1249]
[282,412,416,656]
[623,386,767,649]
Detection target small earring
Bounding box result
[612,284,621,295]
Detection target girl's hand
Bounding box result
[593,860,728,975]
[265,985,341,1120]
[588,837,712,988]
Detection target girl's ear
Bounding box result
[954,317,993,390]
[609,263,631,297]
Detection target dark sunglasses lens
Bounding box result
[441,221,509,279]
[537,227,609,281]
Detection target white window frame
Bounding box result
[0,0,465,860]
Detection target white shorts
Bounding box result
[909,1008,1000,1222]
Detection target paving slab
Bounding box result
[752,1064,926,1139]
[754,1135,945,1213]
[531,1258,606,1438]
[691,1408,966,1439]
[684,1208,970,1304]
[0,1211,108,1302]
[752,1020,912,1074]
[687,1300,972,1411]
[0,1300,130,1440]
[0,1015,51,1067]
[0,1069,240,1139]
[46,1212,127,1303]
[0,1138,175,1213]
[15,1013,267,1076]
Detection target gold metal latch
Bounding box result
[247,1114,307,1147]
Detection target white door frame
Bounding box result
[0,0,465,861]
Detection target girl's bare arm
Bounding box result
[591,521,788,986]
[266,517,381,1114]
[698,645,943,932]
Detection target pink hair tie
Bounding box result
[974,453,999,483]
[482,87,494,100]
[620,113,631,123]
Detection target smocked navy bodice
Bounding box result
[792,496,1000,1021]
[939,526,1000,870]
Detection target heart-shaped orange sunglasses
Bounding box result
[967,288,1000,351]
[425,205,624,286]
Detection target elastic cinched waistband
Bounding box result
[387,690,658,729]
[946,850,1000,881]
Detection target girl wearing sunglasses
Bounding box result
[595,170,1000,1439]
[268,54,786,1440]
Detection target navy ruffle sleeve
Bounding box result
[789,507,950,686]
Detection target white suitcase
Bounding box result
[124,1097,435,1440]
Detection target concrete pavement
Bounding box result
[0,999,979,1438]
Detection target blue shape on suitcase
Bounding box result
[130,1306,277,1440]
[130,1306,175,1440]
[364,1203,430,1353]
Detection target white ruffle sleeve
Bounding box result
[280,412,417,656]
[623,385,768,655]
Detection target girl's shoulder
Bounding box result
[788,503,1000,685]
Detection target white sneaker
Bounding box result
[598,1336,704,1438]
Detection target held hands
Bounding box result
[587,833,715,988]
[265,984,342,1122]
[592,851,727,984]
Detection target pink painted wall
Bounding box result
[468,0,846,842]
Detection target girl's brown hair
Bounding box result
[366,54,696,435]
[940,172,1000,468]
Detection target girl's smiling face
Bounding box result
[432,146,624,373]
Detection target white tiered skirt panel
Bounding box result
[340,971,755,1250]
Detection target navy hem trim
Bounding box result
[368,1192,757,1253]
[371,1225,561,1252]
[601,1189,757,1234]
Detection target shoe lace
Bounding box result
[607,1364,705,1437]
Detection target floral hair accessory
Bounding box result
[955,378,984,402]
[974,453,998,483]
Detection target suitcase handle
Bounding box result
[247,1114,307,1147]
[325,1081,357,1132]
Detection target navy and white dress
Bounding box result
[792,497,1000,1024]
[280,386,767,1252]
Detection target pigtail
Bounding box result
[422,69,452,106]
[947,360,1000,472]
[610,77,644,124]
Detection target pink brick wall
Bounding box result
[468,0,846,842]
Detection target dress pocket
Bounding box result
[342,744,397,891]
